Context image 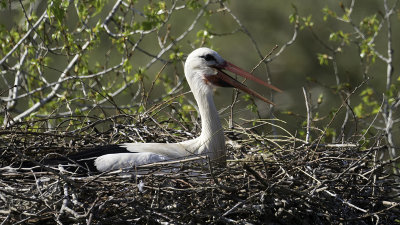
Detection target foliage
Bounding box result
[0,0,217,133]
[289,1,399,158]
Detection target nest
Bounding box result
[1,117,399,224]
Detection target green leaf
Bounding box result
[123,59,133,74]
[94,0,106,16]
[289,14,295,23]
[317,53,329,65]
[354,104,364,118]
[187,0,202,10]
[317,93,323,104]
[242,94,252,101]
[322,6,337,20]
[302,15,314,28]
[49,0,66,24]
[372,105,380,115]
[246,103,258,113]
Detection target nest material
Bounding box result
[1,120,399,224]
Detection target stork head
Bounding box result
[184,47,281,105]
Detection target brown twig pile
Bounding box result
[1,118,399,224]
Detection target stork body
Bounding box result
[74,48,281,172]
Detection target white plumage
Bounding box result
[94,48,281,172]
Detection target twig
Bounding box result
[7,41,90,125]
[312,78,370,153]
[0,8,47,66]
[302,87,311,143]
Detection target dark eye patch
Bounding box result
[200,54,216,62]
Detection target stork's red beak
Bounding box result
[207,61,282,105]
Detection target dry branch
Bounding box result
[1,118,398,224]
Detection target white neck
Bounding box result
[190,79,226,164]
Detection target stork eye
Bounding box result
[201,54,216,62]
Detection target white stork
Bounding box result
[92,48,281,171]
[9,48,282,173]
